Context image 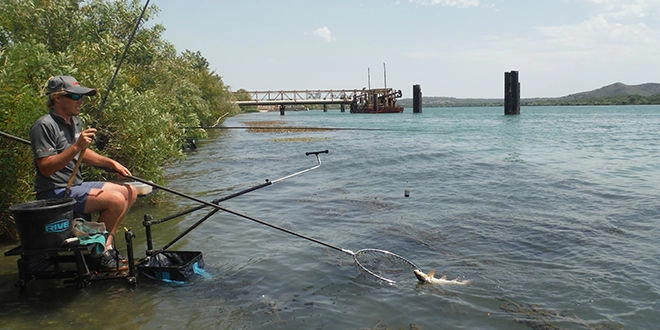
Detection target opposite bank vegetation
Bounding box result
[0,0,252,242]
[398,82,660,108]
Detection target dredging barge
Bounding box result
[350,88,404,113]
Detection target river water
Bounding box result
[1,106,658,329]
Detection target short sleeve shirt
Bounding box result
[30,110,84,193]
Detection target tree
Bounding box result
[0,0,241,242]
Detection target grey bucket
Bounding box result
[9,198,76,250]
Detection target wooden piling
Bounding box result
[504,71,520,115]
[413,84,422,113]
[323,104,328,112]
[279,104,285,116]
[340,104,345,112]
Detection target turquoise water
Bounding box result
[1,106,659,329]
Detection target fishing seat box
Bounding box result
[9,198,76,250]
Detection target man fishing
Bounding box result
[30,75,137,271]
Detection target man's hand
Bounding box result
[112,162,132,178]
[76,128,97,149]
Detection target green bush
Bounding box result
[0,0,241,242]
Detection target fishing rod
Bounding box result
[0,130,30,145]
[64,0,151,197]
[123,160,419,284]
[149,149,328,226]
[153,150,328,251]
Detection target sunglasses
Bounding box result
[61,93,83,101]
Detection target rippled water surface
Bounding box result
[2,106,659,329]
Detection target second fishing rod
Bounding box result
[143,150,328,252]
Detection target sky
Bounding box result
[152,0,660,98]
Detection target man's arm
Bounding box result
[82,149,132,177]
[35,128,96,177]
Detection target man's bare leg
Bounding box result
[84,182,137,250]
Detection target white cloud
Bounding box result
[312,26,333,42]
[586,0,660,19]
[524,0,660,62]
[409,0,479,8]
[537,16,655,48]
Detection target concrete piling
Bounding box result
[413,84,422,113]
[504,71,520,115]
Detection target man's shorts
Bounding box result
[36,181,106,214]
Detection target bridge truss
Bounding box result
[235,89,378,106]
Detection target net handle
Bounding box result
[122,174,419,284]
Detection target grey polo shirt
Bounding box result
[30,110,84,194]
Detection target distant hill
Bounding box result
[398,82,660,107]
[561,82,660,100]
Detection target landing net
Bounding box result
[350,248,419,284]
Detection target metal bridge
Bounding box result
[234,88,404,114]
[234,89,370,106]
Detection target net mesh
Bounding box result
[352,249,419,284]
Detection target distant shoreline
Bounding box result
[397,82,660,107]
[398,95,660,108]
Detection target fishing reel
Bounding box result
[94,129,110,151]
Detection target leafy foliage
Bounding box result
[0,0,241,241]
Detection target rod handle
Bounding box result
[64,148,87,198]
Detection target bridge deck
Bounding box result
[235,99,352,106]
